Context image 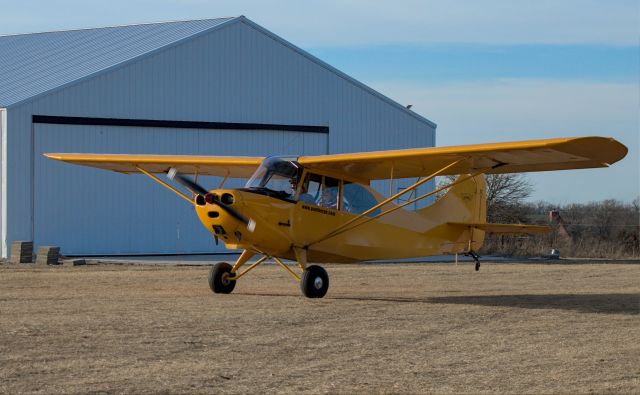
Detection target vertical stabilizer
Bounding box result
[417,174,487,253]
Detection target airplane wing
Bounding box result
[43,153,264,178]
[448,222,551,235]
[297,136,627,181]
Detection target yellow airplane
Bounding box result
[46,136,627,298]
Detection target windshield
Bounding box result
[245,157,300,198]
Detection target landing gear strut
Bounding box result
[465,250,481,271]
[207,250,329,298]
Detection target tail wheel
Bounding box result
[300,265,329,298]
[209,262,236,294]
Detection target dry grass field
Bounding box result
[0,261,638,394]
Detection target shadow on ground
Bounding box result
[425,293,640,315]
[238,292,639,315]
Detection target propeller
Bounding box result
[167,167,207,195]
[167,168,256,232]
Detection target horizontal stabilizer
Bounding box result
[448,222,550,235]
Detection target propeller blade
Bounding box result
[214,199,256,232]
[167,168,208,196]
[168,168,256,233]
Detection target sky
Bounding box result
[1,0,638,204]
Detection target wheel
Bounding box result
[300,265,329,298]
[208,262,236,294]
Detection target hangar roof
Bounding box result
[0,18,236,107]
[0,17,435,128]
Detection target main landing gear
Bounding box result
[300,265,329,298]
[208,262,236,294]
[207,250,329,298]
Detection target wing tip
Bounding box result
[576,136,628,164]
[43,153,62,160]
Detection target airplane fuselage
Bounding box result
[195,179,486,263]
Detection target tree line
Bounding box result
[439,174,640,258]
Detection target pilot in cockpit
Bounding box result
[291,176,315,204]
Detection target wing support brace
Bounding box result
[306,159,462,246]
[136,166,194,205]
[307,159,494,247]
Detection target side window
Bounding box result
[298,173,341,210]
[299,173,321,205]
[342,182,380,217]
[322,177,340,209]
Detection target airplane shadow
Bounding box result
[429,293,640,315]
[236,292,639,315]
[327,293,640,315]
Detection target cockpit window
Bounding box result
[342,182,380,217]
[245,157,300,199]
[322,177,340,209]
[298,173,340,209]
[245,159,381,214]
[299,173,322,204]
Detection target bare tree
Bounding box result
[436,176,639,258]
[485,173,533,222]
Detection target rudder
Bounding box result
[417,174,487,253]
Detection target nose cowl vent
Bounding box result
[221,193,234,205]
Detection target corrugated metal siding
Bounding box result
[0,108,4,247]
[3,19,435,256]
[0,18,236,107]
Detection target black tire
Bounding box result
[208,262,236,294]
[300,265,329,298]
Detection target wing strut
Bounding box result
[306,159,491,248]
[306,166,491,247]
[136,166,194,205]
[311,159,463,245]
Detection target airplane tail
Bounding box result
[416,174,487,253]
[416,174,550,254]
[417,174,487,225]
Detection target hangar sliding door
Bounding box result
[34,123,328,255]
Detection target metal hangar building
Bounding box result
[0,16,436,257]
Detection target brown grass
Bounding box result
[0,262,639,394]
